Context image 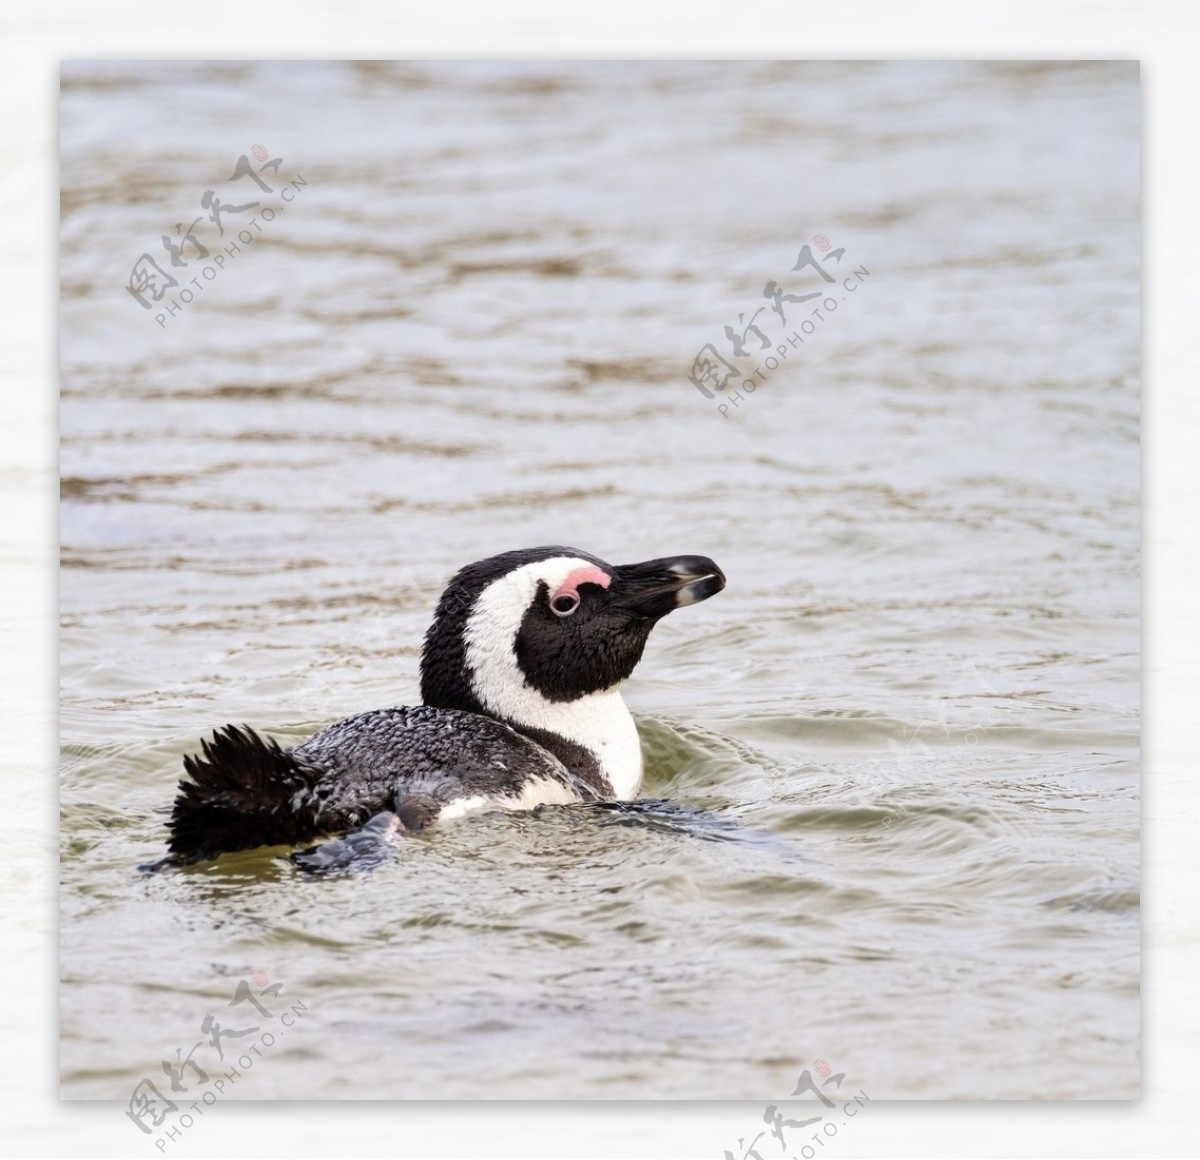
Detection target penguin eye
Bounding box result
[550,592,580,617]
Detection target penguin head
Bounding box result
[419,546,726,719]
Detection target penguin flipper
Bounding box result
[290,795,440,875]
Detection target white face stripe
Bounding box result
[463,558,643,799]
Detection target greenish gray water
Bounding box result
[60,60,1139,1102]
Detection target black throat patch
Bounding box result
[513,582,654,703]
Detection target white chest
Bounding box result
[484,682,644,800]
[551,687,644,799]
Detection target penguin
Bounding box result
[160,546,725,866]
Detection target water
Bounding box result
[59,60,1139,1101]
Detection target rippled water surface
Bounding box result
[59,61,1139,1101]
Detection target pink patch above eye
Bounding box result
[551,565,612,603]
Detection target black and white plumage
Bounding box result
[162,546,725,865]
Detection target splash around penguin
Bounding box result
[158,546,725,868]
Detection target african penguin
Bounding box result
[160,546,725,866]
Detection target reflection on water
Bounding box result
[60,60,1139,1101]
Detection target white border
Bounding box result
[3,2,1195,1156]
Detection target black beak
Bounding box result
[611,555,726,619]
